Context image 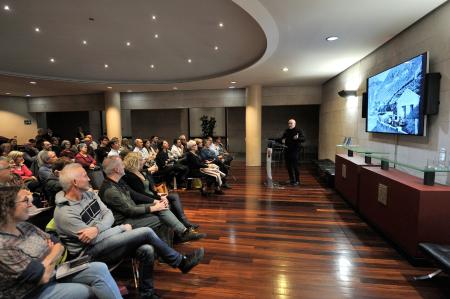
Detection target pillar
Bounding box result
[104,91,122,140]
[245,84,262,166]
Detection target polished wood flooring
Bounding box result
[116,162,450,299]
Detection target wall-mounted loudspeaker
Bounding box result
[361,92,368,118]
[424,73,441,115]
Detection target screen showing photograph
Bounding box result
[366,53,427,135]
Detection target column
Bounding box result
[245,84,262,166]
[104,91,122,140]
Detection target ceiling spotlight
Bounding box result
[35,27,40,32]
[127,90,132,92]
[154,34,159,38]
[187,59,192,63]
[228,86,235,89]
[150,64,155,69]
[282,67,288,72]
[126,41,131,46]
[338,90,357,98]
[5,92,11,95]
[173,86,178,90]
[30,81,37,85]
[26,94,31,97]
[49,58,55,63]
[214,46,219,51]
[82,40,87,45]
[326,36,339,41]
[104,64,109,68]
[230,81,237,84]
[107,86,112,89]
[4,5,10,11]
[152,15,156,20]
[219,22,224,28]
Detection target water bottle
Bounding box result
[438,147,446,168]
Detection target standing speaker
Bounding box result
[424,73,441,115]
[361,92,368,118]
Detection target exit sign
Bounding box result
[24,120,32,125]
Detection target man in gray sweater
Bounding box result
[54,163,204,299]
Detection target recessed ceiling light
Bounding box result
[214,46,219,51]
[219,22,224,28]
[30,81,36,85]
[4,5,10,11]
[126,41,131,46]
[187,59,192,63]
[150,64,155,69]
[5,92,11,95]
[104,64,109,68]
[107,86,112,89]
[49,58,55,63]
[173,86,178,90]
[26,94,31,97]
[229,86,235,89]
[34,27,40,32]
[152,15,156,20]
[127,90,132,92]
[282,67,289,72]
[230,81,237,84]
[154,34,159,38]
[326,36,339,41]
[82,40,87,45]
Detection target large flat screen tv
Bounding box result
[366,52,428,136]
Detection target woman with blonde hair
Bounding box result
[123,152,199,229]
[185,140,225,195]
[7,151,37,183]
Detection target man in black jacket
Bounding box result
[280,119,305,186]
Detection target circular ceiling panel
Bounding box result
[0,0,267,83]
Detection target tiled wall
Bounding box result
[319,3,450,184]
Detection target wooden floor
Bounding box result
[116,162,449,299]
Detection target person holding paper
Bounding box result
[0,185,122,299]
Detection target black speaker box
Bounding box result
[424,73,441,115]
[361,92,368,118]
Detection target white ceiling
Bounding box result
[0,0,447,97]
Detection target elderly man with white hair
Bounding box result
[54,163,205,298]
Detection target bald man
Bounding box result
[281,119,305,186]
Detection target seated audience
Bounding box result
[60,140,76,159]
[38,151,57,182]
[186,140,225,195]
[54,163,204,298]
[71,137,81,153]
[134,138,150,162]
[155,140,189,188]
[120,137,133,151]
[144,139,157,162]
[85,134,98,150]
[0,185,122,299]
[99,156,205,243]
[95,136,110,164]
[8,151,37,183]
[171,138,185,160]
[213,136,233,166]
[51,137,61,157]
[44,158,72,206]
[108,138,121,157]
[201,137,230,188]
[35,128,52,150]
[0,142,12,157]
[9,138,18,151]
[123,152,198,229]
[36,141,53,167]
[74,143,97,170]
[179,135,188,153]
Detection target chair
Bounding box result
[413,243,450,280]
[45,219,140,289]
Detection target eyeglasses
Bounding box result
[16,197,32,205]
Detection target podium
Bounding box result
[265,140,286,188]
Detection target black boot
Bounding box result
[178,248,205,274]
